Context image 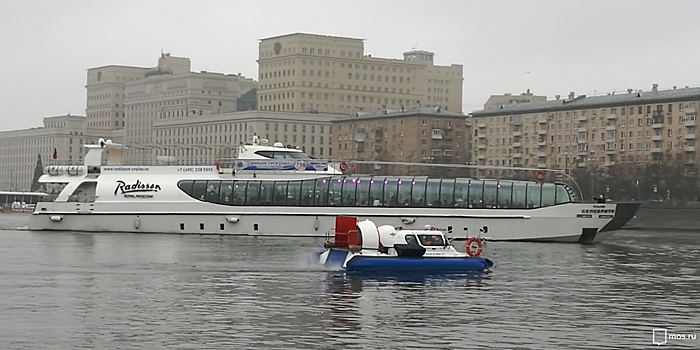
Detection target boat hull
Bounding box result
[29,202,639,243]
[345,255,494,272]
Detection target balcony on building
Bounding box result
[431,129,443,140]
[477,133,486,139]
[684,117,696,127]
[535,152,546,158]
[537,139,546,147]
[651,134,662,141]
[605,148,616,155]
[577,138,587,144]
[537,129,546,135]
[651,147,662,153]
[512,152,522,158]
[477,154,486,160]
[374,130,383,140]
[354,133,365,142]
[684,146,696,152]
[477,143,486,150]
[685,107,697,114]
[606,113,617,120]
[651,114,664,128]
[537,116,548,124]
[477,120,487,128]
[605,124,616,131]
[577,127,587,133]
[512,130,522,137]
[512,141,522,148]
[537,160,547,168]
[577,114,587,122]
[685,133,696,140]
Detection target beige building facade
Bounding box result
[333,107,469,176]
[471,85,700,200]
[257,33,463,115]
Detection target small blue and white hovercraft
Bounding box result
[318,216,494,273]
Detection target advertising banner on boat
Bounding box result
[234,159,328,171]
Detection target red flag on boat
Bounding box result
[52,148,57,160]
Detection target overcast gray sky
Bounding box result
[2,0,699,132]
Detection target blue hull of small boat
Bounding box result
[345,256,494,272]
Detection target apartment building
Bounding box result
[148,110,338,165]
[0,115,119,191]
[112,54,257,163]
[483,89,547,110]
[257,33,463,114]
[470,84,700,200]
[333,107,469,176]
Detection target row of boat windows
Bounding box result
[177,176,573,208]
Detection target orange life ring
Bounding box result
[465,237,483,257]
[534,171,546,182]
[339,161,348,172]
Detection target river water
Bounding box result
[0,213,697,349]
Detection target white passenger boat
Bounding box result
[29,137,639,242]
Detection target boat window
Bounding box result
[383,177,400,207]
[512,182,527,208]
[178,180,194,197]
[232,181,247,205]
[555,185,572,204]
[340,177,356,206]
[454,179,470,207]
[272,181,288,205]
[206,181,220,203]
[497,181,513,208]
[314,178,330,206]
[220,181,233,204]
[418,234,444,246]
[301,179,316,206]
[526,183,542,208]
[369,177,386,206]
[483,181,498,208]
[193,181,207,201]
[246,181,261,205]
[328,177,343,206]
[426,178,441,207]
[440,179,455,207]
[260,181,274,205]
[468,180,483,208]
[396,178,412,206]
[405,235,417,245]
[410,178,427,207]
[541,183,556,207]
[355,177,371,206]
[287,180,301,206]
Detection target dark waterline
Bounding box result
[0,214,698,349]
